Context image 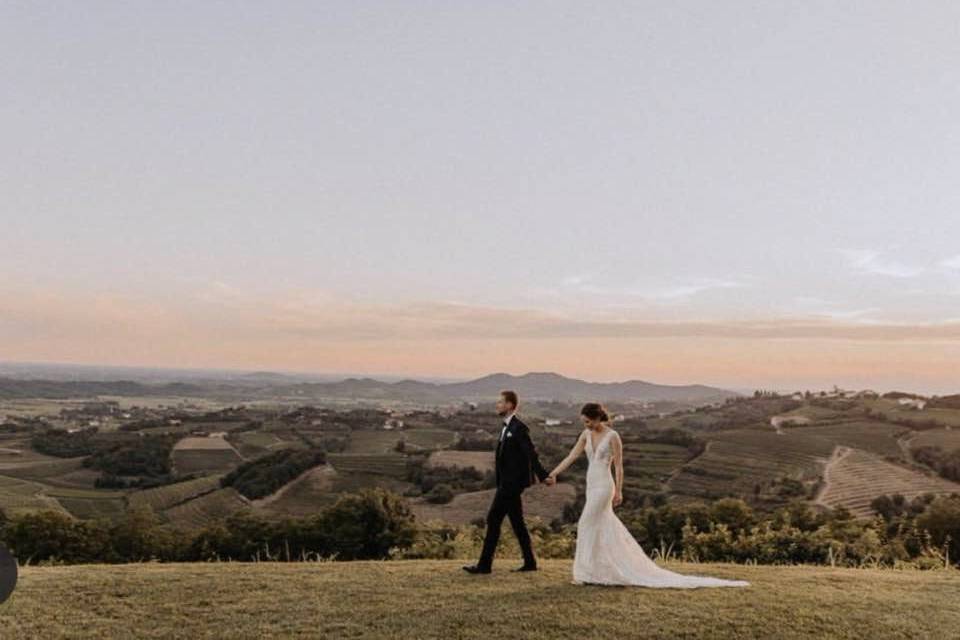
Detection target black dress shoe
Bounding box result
[462,564,492,574]
[511,565,538,572]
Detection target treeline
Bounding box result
[2,491,959,568]
[30,428,178,486]
[221,448,327,499]
[0,488,414,564]
[629,494,960,568]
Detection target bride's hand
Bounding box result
[612,492,623,507]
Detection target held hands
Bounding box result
[544,472,557,486]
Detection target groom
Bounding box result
[463,390,554,574]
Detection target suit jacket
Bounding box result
[495,415,549,494]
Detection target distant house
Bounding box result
[897,398,927,410]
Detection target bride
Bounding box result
[547,402,749,588]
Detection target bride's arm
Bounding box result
[611,432,624,506]
[548,431,586,480]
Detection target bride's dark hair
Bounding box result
[580,402,609,423]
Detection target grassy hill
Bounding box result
[2,560,959,639]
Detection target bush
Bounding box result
[425,483,454,504]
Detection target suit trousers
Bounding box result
[478,486,536,569]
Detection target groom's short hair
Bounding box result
[500,390,518,409]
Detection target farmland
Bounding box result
[816,447,960,517]
[2,389,960,530]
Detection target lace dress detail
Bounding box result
[572,428,749,588]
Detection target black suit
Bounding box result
[477,415,550,569]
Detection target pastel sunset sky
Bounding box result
[2,3,959,393]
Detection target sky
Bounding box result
[2,2,960,394]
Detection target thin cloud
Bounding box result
[941,255,960,270]
[838,249,925,278]
[553,275,747,302]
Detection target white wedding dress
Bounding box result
[572,428,750,588]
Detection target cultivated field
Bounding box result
[668,430,833,499]
[786,421,907,459]
[817,447,960,517]
[401,428,458,450]
[910,427,960,451]
[128,475,224,513]
[171,436,243,475]
[163,487,249,530]
[345,430,401,453]
[2,561,959,639]
[424,450,494,473]
[410,482,576,526]
[325,453,409,478]
[253,464,338,517]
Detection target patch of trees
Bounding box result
[405,460,495,501]
[31,427,98,457]
[636,428,706,460]
[693,396,803,431]
[83,433,177,478]
[928,394,960,410]
[912,446,960,483]
[866,409,945,431]
[622,496,960,568]
[452,432,497,451]
[221,448,326,500]
[0,488,416,564]
[882,391,924,400]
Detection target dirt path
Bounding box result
[250,464,336,508]
[814,445,851,507]
[665,441,711,488]
[897,433,917,464]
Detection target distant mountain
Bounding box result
[0,370,739,405]
[288,372,738,404]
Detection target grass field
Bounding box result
[2,561,959,639]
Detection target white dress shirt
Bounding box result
[500,412,515,441]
